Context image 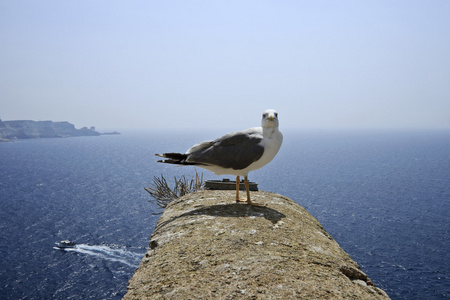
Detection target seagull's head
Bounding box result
[261,109,279,128]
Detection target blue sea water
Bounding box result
[0,129,449,299]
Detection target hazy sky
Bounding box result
[1,1,449,130]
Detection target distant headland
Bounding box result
[0,119,120,142]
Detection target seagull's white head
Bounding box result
[261,109,279,129]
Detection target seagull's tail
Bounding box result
[155,153,196,165]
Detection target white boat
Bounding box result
[55,240,76,249]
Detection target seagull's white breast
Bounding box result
[240,128,283,175]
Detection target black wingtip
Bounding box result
[155,152,191,165]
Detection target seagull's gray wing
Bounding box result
[186,129,264,170]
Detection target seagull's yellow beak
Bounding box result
[268,115,274,121]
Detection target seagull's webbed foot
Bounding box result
[234,176,266,206]
[235,197,266,206]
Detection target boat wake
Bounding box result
[57,244,144,268]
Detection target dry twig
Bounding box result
[145,171,204,214]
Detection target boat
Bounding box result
[55,240,76,249]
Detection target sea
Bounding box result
[0,129,449,299]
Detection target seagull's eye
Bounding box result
[263,113,267,118]
[275,113,278,118]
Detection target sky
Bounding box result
[1,1,450,130]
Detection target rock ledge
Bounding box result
[124,190,390,299]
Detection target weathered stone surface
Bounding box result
[124,190,390,299]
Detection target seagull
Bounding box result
[156,109,283,206]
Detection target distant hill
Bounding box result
[0,119,113,142]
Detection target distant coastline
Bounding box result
[0,119,120,142]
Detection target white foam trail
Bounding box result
[63,244,143,268]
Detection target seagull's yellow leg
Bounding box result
[235,176,249,203]
[245,176,266,207]
[235,176,240,202]
[245,176,251,203]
